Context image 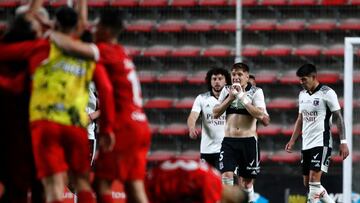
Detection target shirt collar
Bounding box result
[307,83,322,95]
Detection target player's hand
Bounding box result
[285,140,295,153]
[339,143,350,160]
[229,86,238,100]
[99,131,115,152]
[189,127,199,139]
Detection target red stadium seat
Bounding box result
[281,126,295,136]
[147,151,176,162]
[294,45,322,57]
[138,71,157,83]
[257,124,282,136]
[144,98,173,109]
[349,0,360,4]
[187,71,207,84]
[157,71,187,84]
[150,124,160,134]
[228,0,258,6]
[253,71,277,84]
[177,150,200,160]
[260,151,270,162]
[0,0,19,7]
[242,45,262,57]
[289,0,318,5]
[307,19,336,31]
[110,0,138,6]
[317,72,340,84]
[125,20,154,32]
[202,46,232,57]
[171,0,197,6]
[143,46,172,57]
[185,20,214,32]
[49,0,68,7]
[198,0,227,6]
[88,0,108,7]
[320,0,347,5]
[267,98,297,110]
[338,19,360,31]
[354,124,360,136]
[276,20,305,31]
[269,152,301,163]
[278,72,298,84]
[125,46,142,57]
[0,22,7,32]
[157,20,185,32]
[216,20,237,32]
[262,45,292,56]
[174,98,195,109]
[354,71,360,83]
[159,124,188,136]
[322,45,344,57]
[246,19,276,31]
[171,46,201,57]
[139,0,168,7]
[261,0,287,6]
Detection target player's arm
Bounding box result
[285,113,302,153]
[213,86,235,118]
[92,63,115,151]
[75,0,88,35]
[241,88,270,126]
[187,111,200,139]
[0,72,26,94]
[50,31,99,60]
[332,110,349,160]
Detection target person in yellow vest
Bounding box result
[0,6,115,203]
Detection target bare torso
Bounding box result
[225,114,257,137]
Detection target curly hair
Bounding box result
[205,67,231,91]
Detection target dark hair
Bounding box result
[99,10,123,35]
[205,67,231,91]
[232,62,249,72]
[1,14,36,42]
[296,64,317,77]
[249,74,255,80]
[55,6,78,32]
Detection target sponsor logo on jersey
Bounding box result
[302,110,318,122]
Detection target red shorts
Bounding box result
[95,120,151,182]
[31,120,91,179]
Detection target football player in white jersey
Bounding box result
[213,63,270,203]
[187,67,231,169]
[285,64,349,203]
[86,82,100,165]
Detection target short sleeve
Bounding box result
[191,95,202,113]
[218,86,229,103]
[298,92,302,113]
[253,88,268,114]
[325,89,341,112]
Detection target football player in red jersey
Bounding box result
[146,158,248,203]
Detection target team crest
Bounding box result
[313,98,320,106]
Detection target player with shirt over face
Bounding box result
[187,67,231,169]
[285,64,349,203]
[213,62,270,203]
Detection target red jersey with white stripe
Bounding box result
[145,159,223,203]
[98,43,146,120]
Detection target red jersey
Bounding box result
[0,39,114,134]
[145,159,223,203]
[97,43,146,121]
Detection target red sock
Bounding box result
[99,194,113,203]
[77,191,95,203]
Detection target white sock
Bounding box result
[244,185,255,202]
[308,182,321,203]
[222,177,234,186]
[319,185,335,203]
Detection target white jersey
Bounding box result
[86,82,97,140]
[191,91,225,154]
[218,83,268,116]
[298,84,341,150]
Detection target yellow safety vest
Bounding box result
[29,42,96,128]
